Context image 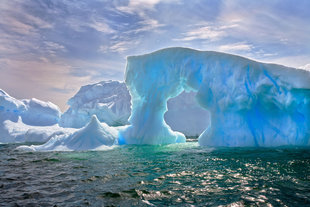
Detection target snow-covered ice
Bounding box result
[0,89,63,143]
[0,89,26,122]
[18,115,118,151]
[21,98,61,126]
[59,80,131,128]
[0,117,76,144]
[0,89,61,126]
[120,47,310,146]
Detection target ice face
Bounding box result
[21,98,61,126]
[59,80,131,128]
[120,47,310,146]
[0,89,26,122]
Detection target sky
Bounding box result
[1,0,310,111]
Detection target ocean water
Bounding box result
[0,142,310,206]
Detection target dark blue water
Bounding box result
[0,142,310,206]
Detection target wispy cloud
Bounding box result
[99,40,140,54]
[174,23,237,42]
[0,1,53,35]
[218,42,253,53]
[116,0,162,15]
[67,16,115,34]
[89,20,115,33]
[44,41,66,55]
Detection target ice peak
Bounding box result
[87,115,101,129]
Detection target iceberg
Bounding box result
[120,47,310,146]
[18,115,118,151]
[1,117,76,143]
[59,80,131,128]
[0,89,61,126]
[60,80,209,137]
[0,89,63,143]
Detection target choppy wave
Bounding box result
[1,142,310,206]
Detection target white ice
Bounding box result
[21,98,61,126]
[1,117,76,143]
[59,80,131,128]
[17,115,118,151]
[0,90,63,143]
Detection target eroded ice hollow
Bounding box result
[120,47,310,146]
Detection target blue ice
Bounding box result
[120,47,310,147]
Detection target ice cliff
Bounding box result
[59,80,131,128]
[120,47,310,146]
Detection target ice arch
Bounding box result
[119,47,310,146]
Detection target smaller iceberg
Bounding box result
[17,115,118,151]
[0,89,63,143]
[1,117,75,143]
[0,89,61,126]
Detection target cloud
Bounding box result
[0,1,53,36]
[110,41,129,53]
[132,18,164,34]
[217,0,310,46]
[218,42,253,52]
[66,17,115,34]
[49,87,75,94]
[99,40,141,54]
[174,23,237,42]
[89,20,115,33]
[44,41,66,54]
[175,26,224,41]
[0,58,90,110]
[116,0,162,15]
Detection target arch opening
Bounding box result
[164,91,210,140]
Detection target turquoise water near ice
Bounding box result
[0,142,310,206]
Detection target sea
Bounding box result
[0,141,310,206]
